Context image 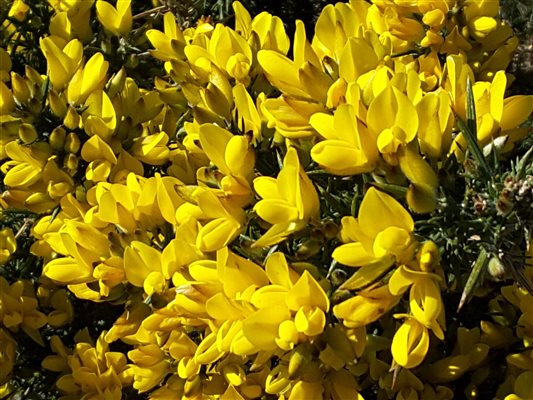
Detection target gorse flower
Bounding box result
[0,228,16,265]
[0,0,532,398]
[253,147,319,247]
[96,0,132,37]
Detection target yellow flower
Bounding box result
[146,12,186,62]
[80,134,117,182]
[128,344,170,393]
[260,95,325,139]
[504,371,533,400]
[48,0,95,42]
[82,89,117,140]
[124,241,166,296]
[0,328,16,384]
[389,265,445,339]
[250,10,290,54]
[130,131,170,166]
[0,277,48,344]
[66,52,109,105]
[232,83,263,143]
[310,103,379,175]
[288,380,323,400]
[367,85,418,156]
[8,0,30,22]
[39,37,83,91]
[313,2,371,61]
[53,333,132,399]
[96,0,133,37]
[47,289,74,327]
[0,228,17,265]
[176,187,246,252]
[253,147,319,247]
[0,48,12,82]
[0,81,15,115]
[391,316,430,369]
[333,284,400,328]
[208,24,252,82]
[450,69,533,158]
[198,123,255,205]
[1,141,50,189]
[416,90,453,159]
[333,187,416,267]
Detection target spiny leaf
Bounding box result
[458,247,489,312]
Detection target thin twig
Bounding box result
[133,5,168,20]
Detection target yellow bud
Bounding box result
[288,343,313,379]
[27,97,41,114]
[64,132,81,153]
[222,363,245,386]
[417,240,440,272]
[11,72,31,103]
[0,227,17,265]
[63,153,79,171]
[480,320,515,349]
[49,127,66,150]
[183,375,201,397]
[48,90,67,118]
[106,67,127,98]
[265,364,291,395]
[63,106,80,130]
[24,66,43,85]
[75,185,86,202]
[18,123,38,143]
[296,239,322,259]
[8,0,29,22]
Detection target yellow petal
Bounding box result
[332,242,379,267]
[254,199,299,224]
[286,270,329,311]
[359,187,414,237]
[43,257,93,284]
[391,318,430,368]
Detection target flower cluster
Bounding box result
[0,0,532,399]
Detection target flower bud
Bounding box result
[18,123,38,143]
[63,106,80,130]
[288,342,313,379]
[0,227,17,265]
[63,153,79,171]
[8,0,29,22]
[64,132,81,153]
[11,72,31,103]
[48,90,67,118]
[27,97,41,114]
[487,257,505,281]
[49,127,66,150]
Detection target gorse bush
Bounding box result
[0,0,532,399]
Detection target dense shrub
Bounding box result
[0,0,532,399]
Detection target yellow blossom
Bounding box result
[0,228,17,265]
[96,0,132,37]
[8,0,30,22]
[253,147,319,247]
[333,187,416,267]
